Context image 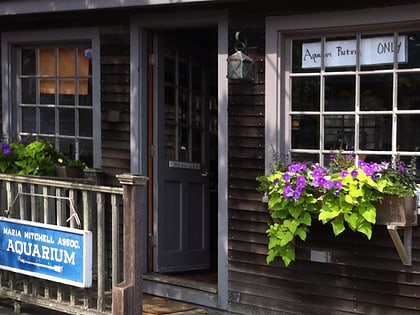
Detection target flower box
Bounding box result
[56,166,84,178]
[374,195,418,226]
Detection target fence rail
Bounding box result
[0,173,126,315]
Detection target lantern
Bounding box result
[227,32,254,81]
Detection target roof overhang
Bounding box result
[0,0,236,16]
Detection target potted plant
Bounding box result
[0,136,58,176]
[56,157,87,178]
[257,151,418,267]
[0,134,88,179]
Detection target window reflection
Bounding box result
[291,115,319,149]
[325,76,355,111]
[360,74,392,111]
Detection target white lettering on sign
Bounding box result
[302,36,407,68]
[6,239,76,265]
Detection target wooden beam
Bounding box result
[387,225,412,266]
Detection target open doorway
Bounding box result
[147,28,218,290]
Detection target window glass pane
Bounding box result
[291,115,319,149]
[39,48,55,76]
[59,138,75,159]
[59,108,74,135]
[179,127,189,161]
[360,115,392,150]
[164,125,176,160]
[77,47,91,76]
[291,153,319,164]
[40,78,55,103]
[21,49,36,75]
[398,73,420,110]
[179,89,189,124]
[360,74,393,111]
[192,63,202,90]
[292,39,321,73]
[325,36,356,72]
[79,78,92,106]
[21,107,36,133]
[360,34,394,71]
[324,115,355,150]
[192,94,202,127]
[21,78,36,104]
[398,114,420,151]
[179,59,189,87]
[291,77,320,111]
[79,109,92,137]
[164,54,175,83]
[398,32,420,69]
[325,76,355,111]
[40,108,55,134]
[58,79,76,98]
[58,48,75,76]
[79,139,93,165]
[192,129,202,163]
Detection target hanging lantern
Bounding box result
[227,32,254,81]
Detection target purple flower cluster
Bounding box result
[1,143,11,155]
[273,159,388,202]
[281,163,308,200]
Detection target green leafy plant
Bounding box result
[57,156,87,170]
[257,152,417,267]
[0,137,58,176]
[0,134,88,176]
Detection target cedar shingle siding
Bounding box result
[1,2,420,314]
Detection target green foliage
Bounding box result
[0,138,58,176]
[257,152,418,267]
[0,135,88,176]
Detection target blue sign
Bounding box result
[0,217,92,288]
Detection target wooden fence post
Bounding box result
[113,174,148,315]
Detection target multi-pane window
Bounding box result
[17,44,93,165]
[288,31,420,165]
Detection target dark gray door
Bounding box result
[155,32,210,273]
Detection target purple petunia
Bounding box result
[273,178,280,185]
[351,169,358,177]
[362,165,374,176]
[333,180,342,189]
[282,173,291,182]
[1,143,11,155]
[340,170,349,178]
[323,181,333,189]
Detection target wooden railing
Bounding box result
[0,173,146,315]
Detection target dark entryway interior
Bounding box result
[148,27,218,290]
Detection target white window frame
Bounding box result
[1,28,101,168]
[265,3,420,171]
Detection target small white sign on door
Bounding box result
[302,36,407,68]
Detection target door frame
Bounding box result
[130,10,229,310]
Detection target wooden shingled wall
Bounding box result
[226,17,420,315]
[100,26,131,185]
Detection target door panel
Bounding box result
[155,32,210,273]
